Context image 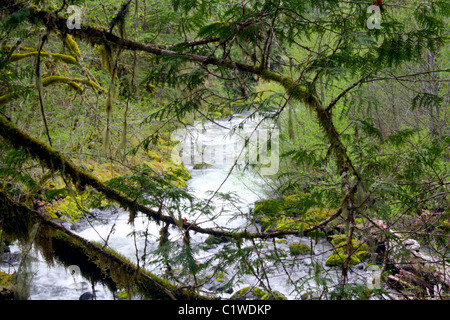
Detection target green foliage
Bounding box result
[1,0,449,300]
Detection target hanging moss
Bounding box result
[325,235,371,267]
[94,44,114,75]
[62,34,82,60]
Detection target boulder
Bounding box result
[289,243,313,256]
[79,291,95,300]
[193,162,213,169]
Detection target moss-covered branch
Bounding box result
[42,75,106,92]
[0,190,213,300]
[9,51,78,64]
[0,77,104,106]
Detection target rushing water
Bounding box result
[1,114,377,300]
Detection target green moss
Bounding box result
[0,271,15,288]
[253,194,334,238]
[275,216,303,231]
[62,34,82,59]
[261,290,287,300]
[231,286,287,300]
[289,243,313,256]
[326,251,361,267]
[326,235,371,267]
[9,52,78,64]
[38,76,105,93]
[193,162,213,169]
[330,234,370,253]
[208,107,233,119]
[45,195,88,222]
[303,207,336,225]
[232,286,268,300]
[117,290,132,300]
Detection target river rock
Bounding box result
[231,286,287,300]
[79,291,95,300]
[0,251,22,266]
[230,286,268,300]
[193,162,213,169]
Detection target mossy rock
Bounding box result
[254,201,334,238]
[231,286,268,300]
[327,235,371,266]
[208,107,233,119]
[193,162,213,170]
[0,271,15,300]
[330,234,348,246]
[261,290,287,300]
[325,251,361,267]
[289,243,313,256]
[302,207,336,225]
[254,193,316,217]
[330,234,370,252]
